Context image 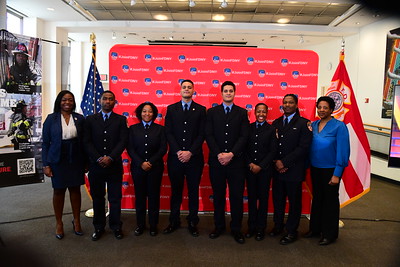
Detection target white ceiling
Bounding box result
[6,0,389,48]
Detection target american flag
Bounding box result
[80,44,104,117]
[325,51,371,207]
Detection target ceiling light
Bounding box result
[212,14,225,21]
[130,0,136,6]
[189,0,196,8]
[112,32,116,40]
[47,7,55,11]
[169,36,174,40]
[220,0,228,8]
[277,18,290,24]
[154,14,168,20]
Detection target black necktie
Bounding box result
[184,103,189,112]
[225,106,230,114]
[104,114,109,122]
[145,124,149,130]
[256,123,260,129]
[284,117,288,126]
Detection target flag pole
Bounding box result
[339,39,345,229]
[85,33,97,219]
[90,33,96,114]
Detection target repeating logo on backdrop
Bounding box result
[156,114,163,122]
[212,56,220,64]
[190,67,197,75]
[292,71,300,79]
[258,93,265,101]
[247,57,254,65]
[178,55,186,63]
[281,58,288,67]
[245,104,253,111]
[156,66,163,74]
[156,90,163,98]
[122,65,129,73]
[246,81,254,89]
[122,181,129,189]
[111,76,118,84]
[224,68,231,76]
[111,52,118,60]
[145,54,152,62]
[212,80,219,87]
[122,88,129,96]
[144,78,152,86]
[122,112,129,118]
[258,69,266,77]
[280,82,288,90]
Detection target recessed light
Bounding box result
[277,18,290,24]
[154,14,168,20]
[47,7,55,11]
[213,14,225,21]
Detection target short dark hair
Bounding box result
[135,102,158,122]
[53,90,76,113]
[255,102,268,110]
[283,93,298,104]
[221,81,236,92]
[317,96,335,111]
[101,90,115,99]
[180,79,194,86]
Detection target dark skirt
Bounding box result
[50,139,85,189]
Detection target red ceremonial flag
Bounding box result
[325,51,371,207]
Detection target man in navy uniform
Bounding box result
[84,90,128,241]
[163,79,206,237]
[205,81,249,244]
[270,93,312,245]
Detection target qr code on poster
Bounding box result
[17,158,36,175]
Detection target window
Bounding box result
[6,10,23,35]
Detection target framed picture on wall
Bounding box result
[388,85,400,167]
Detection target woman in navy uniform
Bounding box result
[42,90,86,239]
[270,94,312,245]
[127,102,167,237]
[245,103,277,241]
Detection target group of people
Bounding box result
[41,79,350,247]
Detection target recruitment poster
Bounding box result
[0,30,43,187]
[109,45,318,213]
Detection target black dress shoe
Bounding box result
[209,229,223,239]
[245,230,255,238]
[304,231,319,238]
[269,227,283,237]
[91,229,105,241]
[149,226,158,236]
[255,231,265,241]
[232,232,245,244]
[114,229,123,240]
[319,237,334,246]
[188,223,199,237]
[163,223,180,234]
[134,226,145,236]
[280,234,297,245]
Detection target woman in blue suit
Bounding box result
[42,90,86,239]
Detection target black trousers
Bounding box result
[309,167,340,240]
[167,156,203,225]
[131,166,163,228]
[246,169,271,232]
[88,164,123,231]
[209,165,245,233]
[272,177,302,235]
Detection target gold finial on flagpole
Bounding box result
[90,33,96,44]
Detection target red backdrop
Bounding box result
[109,45,318,214]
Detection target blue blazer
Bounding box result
[42,112,85,166]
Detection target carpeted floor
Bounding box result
[0,176,399,267]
